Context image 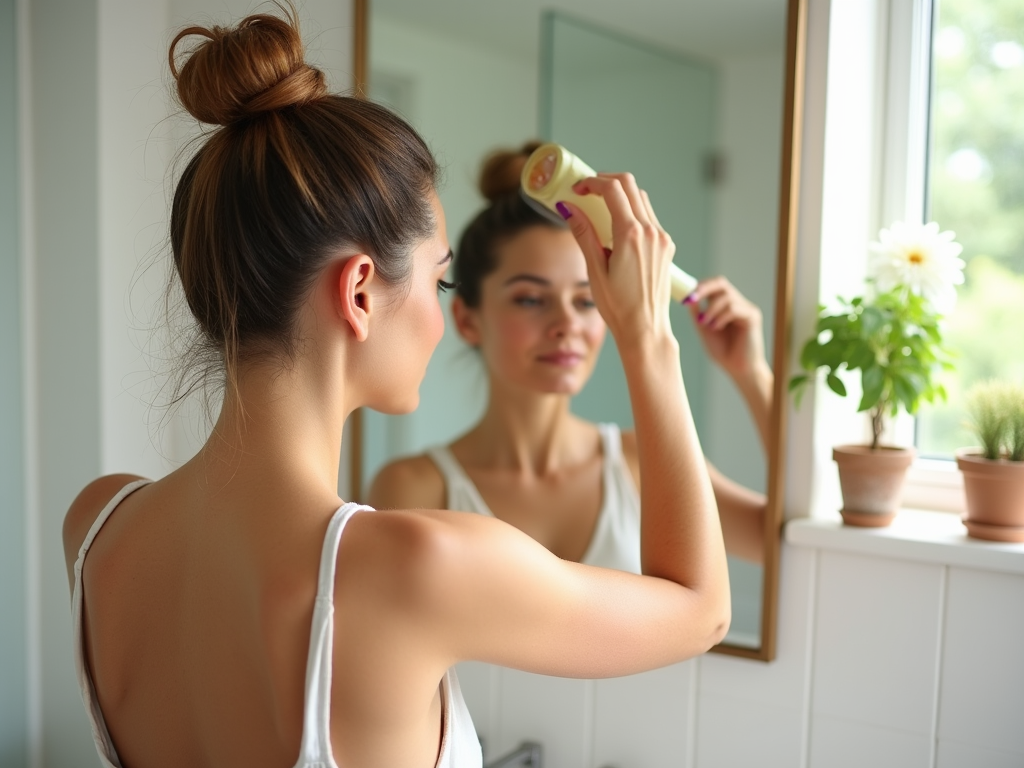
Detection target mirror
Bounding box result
[351,0,803,661]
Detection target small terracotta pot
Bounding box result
[956,450,1024,543]
[832,445,916,527]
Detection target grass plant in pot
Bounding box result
[790,222,963,527]
[958,381,1024,542]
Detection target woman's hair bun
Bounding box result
[169,5,327,126]
[478,140,543,202]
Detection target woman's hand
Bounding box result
[687,276,774,453]
[558,174,676,350]
[686,276,766,383]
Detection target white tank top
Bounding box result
[72,480,482,768]
[427,423,642,574]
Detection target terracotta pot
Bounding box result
[956,450,1024,543]
[832,445,916,527]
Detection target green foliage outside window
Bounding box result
[918,0,1024,456]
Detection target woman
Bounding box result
[61,10,729,768]
[369,144,771,567]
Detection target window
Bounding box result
[915,0,1024,457]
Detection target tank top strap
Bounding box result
[426,446,471,489]
[598,422,626,465]
[74,479,152,572]
[72,479,152,768]
[600,423,639,499]
[294,501,375,768]
[426,446,493,517]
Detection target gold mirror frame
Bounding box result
[349,0,806,662]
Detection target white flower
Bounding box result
[868,221,965,313]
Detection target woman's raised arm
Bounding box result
[361,173,731,679]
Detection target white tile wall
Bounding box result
[592,663,696,768]
[458,544,1024,768]
[937,568,1024,756]
[808,715,933,768]
[936,740,1024,768]
[695,692,805,768]
[811,552,944,734]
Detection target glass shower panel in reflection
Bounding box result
[540,13,761,648]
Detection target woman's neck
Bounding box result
[196,358,351,501]
[463,382,596,477]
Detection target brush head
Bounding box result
[518,142,700,303]
[519,187,567,226]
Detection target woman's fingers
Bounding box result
[686,275,728,305]
[558,201,612,295]
[640,189,663,229]
[698,293,736,329]
[571,174,648,233]
[597,172,652,226]
[689,276,760,330]
[558,174,676,346]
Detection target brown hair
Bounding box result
[168,4,439,399]
[454,141,564,308]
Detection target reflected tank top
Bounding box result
[427,423,642,574]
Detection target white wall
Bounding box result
[16,1,354,765]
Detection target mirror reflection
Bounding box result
[361,0,788,653]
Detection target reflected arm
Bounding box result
[706,462,765,565]
[734,360,774,456]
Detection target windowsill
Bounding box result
[785,509,1024,575]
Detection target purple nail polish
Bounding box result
[682,293,697,305]
[697,312,706,323]
[555,201,572,220]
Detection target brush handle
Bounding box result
[521,143,699,303]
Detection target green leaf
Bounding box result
[826,373,847,397]
[861,306,886,337]
[799,340,820,371]
[819,314,852,333]
[788,374,809,392]
[858,365,885,411]
[847,340,875,370]
[893,375,918,413]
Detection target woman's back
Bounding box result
[67,470,467,768]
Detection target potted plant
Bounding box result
[790,222,964,526]
[957,381,1024,542]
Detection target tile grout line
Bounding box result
[799,548,821,768]
[930,565,949,768]
[582,678,594,768]
[687,656,701,768]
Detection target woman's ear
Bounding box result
[451,295,482,347]
[338,255,376,342]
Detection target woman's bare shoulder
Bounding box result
[63,474,147,587]
[367,453,446,510]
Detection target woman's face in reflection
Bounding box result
[455,225,606,396]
